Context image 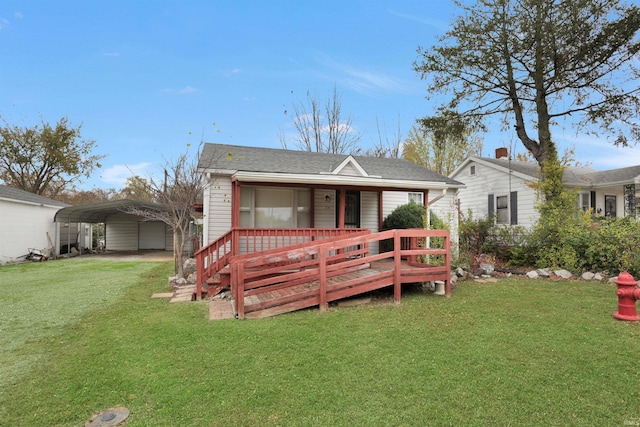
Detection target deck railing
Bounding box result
[195,227,369,298]
[231,228,450,318]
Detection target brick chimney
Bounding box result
[495,147,508,159]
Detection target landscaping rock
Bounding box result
[594,273,604,281]
[183,258,197,276]
[581,272,595,281]
[187,272,197,284]
[480,263,494,275]
[536,269,551,278]
[554,269,573,279]
[526,270,539,279]
[455,267,466,278]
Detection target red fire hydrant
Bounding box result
[613,271,640,321]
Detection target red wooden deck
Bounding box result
[197,228,451,319]
[238,260,447,318]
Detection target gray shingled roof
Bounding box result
[582,165,640,186]
[476,157,639,187]
[0,185,69,207]
[199,143,463,186]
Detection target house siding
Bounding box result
[205,176,232,244]
[381,191,409,220]
[360,191,379,254]
[428,189,459,246]
[0,199,60,260]
[453,161,539,228]
[313,189,336,228]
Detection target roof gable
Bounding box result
[325,155,373,177]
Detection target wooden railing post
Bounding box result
[319,248,328,311]
[444,233,451,296]
[196,256,203,300]
[393,230,401,303]
[236,262,245,319]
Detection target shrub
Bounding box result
[382,201,424,230]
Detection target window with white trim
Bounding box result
[496,195,509,224]
[239,187,311,228]
[578,193,590,212]
[408,192,424,205]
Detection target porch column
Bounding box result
[378,191,384,231]
[231,178,240,228]
[338,189,346,228]
[423,189,429,227]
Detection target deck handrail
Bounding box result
[195,227,369,298]
[231,228,450,318]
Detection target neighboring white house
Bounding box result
[197,143,464,252]
[0,185,70,260]
[450,150,640,228]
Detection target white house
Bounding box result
[0,185,69,261]
[450,149,640,228]
[198,143,464,251]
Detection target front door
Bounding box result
[337,190,361,228]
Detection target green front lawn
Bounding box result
[1,259,639,426]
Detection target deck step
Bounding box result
[170,285,196,303]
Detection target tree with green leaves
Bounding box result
[403,112,483,175]
[0,117,104,198]
[119,176,153,201]
[414,0,640,200]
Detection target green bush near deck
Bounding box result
[1,258,640,426]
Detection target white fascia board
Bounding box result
[233,171,462,190]
[0,196,65,209]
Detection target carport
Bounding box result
[53,200,172,255]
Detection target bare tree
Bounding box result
[280,86,362,154]
[126,145,204,279]
[364,117,403,158]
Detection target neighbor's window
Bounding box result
[408,192,424,205]
[470,165,476,175]
[605,195,617,218]
[496,195,509,224]
[578,193,590,212]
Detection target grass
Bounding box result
[1,258,640,426]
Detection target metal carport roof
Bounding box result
[54,200,168,223]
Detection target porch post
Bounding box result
[310,188,315,227]
[423,189,429,226]
[338,189,346,228]
[231,179,241,257]
[378,190,384,231]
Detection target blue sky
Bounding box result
[1,0,639,191]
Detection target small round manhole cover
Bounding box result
[85,407,130,427]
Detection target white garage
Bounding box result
[54,200,173,252]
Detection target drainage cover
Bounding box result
[85,407,130,427]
